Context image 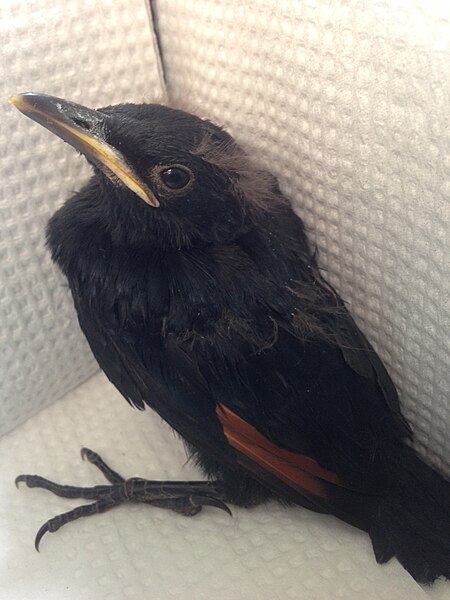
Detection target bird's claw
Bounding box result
[15,448,231,550]
[189,494,232,516]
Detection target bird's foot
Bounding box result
[15,447,231,550]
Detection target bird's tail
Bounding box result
[369,445,450,583]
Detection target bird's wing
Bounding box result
[214,400,375,530]
[164,327,381,530]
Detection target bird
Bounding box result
[10,92,450,583]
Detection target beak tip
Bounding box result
[9,94,20,106]
[9,92,48,112]
[9,92,33,111]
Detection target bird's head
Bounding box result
[10,93,280,248]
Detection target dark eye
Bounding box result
[159,166,192,190]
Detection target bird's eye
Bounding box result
[159,166,192,190]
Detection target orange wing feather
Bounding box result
[216,404,340,498]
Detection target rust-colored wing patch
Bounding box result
[216,404,340,498]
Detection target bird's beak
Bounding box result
[9,92,159,207]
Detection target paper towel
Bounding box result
[153,0,450,475]
[0,0,164,435]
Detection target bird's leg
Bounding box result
[15,447,231,550]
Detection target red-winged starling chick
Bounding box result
[10,92,450,583]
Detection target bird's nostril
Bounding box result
[72,116,92,130]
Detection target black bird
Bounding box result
[10,92,450,582]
